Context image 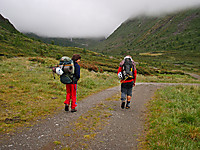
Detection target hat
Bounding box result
[124,55,133,61]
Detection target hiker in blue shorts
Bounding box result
[117,56,137,109]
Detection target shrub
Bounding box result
[28,57,45,64]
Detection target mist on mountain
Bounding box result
[1,0,200,38]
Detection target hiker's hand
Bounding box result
[133,83,135,87]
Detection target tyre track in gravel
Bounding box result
[0,83,199,150]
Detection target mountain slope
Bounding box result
[0,14,19,34]
[93,8,200,55]
[91,8,200,73]
[0,14,119,73]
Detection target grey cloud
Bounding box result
[0,0,200,38]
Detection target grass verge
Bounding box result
[136,74,200,83]
[140,85,200,150]
[0,57,119,133]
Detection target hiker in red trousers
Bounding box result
[117,55,137,109]
[64,54,81,113]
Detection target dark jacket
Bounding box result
[73,62,80,84]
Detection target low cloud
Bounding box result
[0,0,200,38]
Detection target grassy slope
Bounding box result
[0,22,119,73]
[91,8,200,74]
[0,14,19,34]
[1,12,199,77]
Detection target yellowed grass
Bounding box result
[139,52,163,56]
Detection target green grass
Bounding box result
[0,57,119,133]
[141,85,200,150]
[0,23,120,73]
[1,12,200,77]
[91,8,200,74]
[136,74,200,83]
[1,57,197,133]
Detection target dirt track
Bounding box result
[0,83,199,150]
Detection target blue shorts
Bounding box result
[121,81,133,101]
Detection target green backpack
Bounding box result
[59,56,75,84]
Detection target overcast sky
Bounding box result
[0,0,200,38]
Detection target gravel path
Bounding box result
[89,84,160,150]
[0,83,199,150]
[0,86,121,150]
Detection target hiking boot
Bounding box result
[121,101,125,109]
[71,109,77,113]
[126,101,130,109]
[65,104,69,111]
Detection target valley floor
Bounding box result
[0,83,199,150]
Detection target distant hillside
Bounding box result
[24,32,105,48]
[0,12,199,75]
[91,8,200,73]
[93,8,200,54]
[0,14,119,73]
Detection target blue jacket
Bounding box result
[73,62,80,84]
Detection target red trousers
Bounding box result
[64,84,77,109]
